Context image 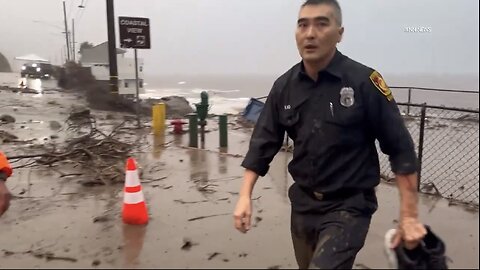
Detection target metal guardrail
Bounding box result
[391,86,479,93]
[390,86,479,115]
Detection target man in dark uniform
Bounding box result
[233,0,427,268]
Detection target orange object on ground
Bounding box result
[0,151,12,178]
[122,157,149,225]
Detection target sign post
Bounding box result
[134,48,140,127]
[119,16,151,128]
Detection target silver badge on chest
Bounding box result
[340,87,355,107]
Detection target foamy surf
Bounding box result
[141,87,250,115]
[190,88,241,95]
[188,96,250,115]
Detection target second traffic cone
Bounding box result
[122,157,149,225]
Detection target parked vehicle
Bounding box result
[20,62,53,79]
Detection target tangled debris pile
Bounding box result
[7,108,137,186]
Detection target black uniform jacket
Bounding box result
[242,50,418,194]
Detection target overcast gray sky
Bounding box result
[0,0,478,77]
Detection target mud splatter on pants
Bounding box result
[289,185,377,269]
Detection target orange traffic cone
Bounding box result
[122,157,149,225]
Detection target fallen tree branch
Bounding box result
[45,255,78,262]
[8,113,134,185]
[187,213,230,222]
[174,199,209,204]
[7,154,49,160]
[59,173,83,178]
[177,146,244,158]
[142,176,167,183]
[12,160,39,169]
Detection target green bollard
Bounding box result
[219,114,228,148]
[198,91,209,121]
[201,91,209,106]
[195,104,209,126]
[196,91,209,146]
[188,113,198,148]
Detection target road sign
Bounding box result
[119,16,150,49]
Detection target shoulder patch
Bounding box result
[369,71,393,101]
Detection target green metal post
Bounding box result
[219,114,228,148]
[188,113,198,148]
[201,91,208,106]
[197,91,209,146]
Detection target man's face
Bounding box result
[295,4,344,63]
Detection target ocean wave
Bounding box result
[190,88,241,94]
[140,87,251,115]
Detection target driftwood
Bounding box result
[187,213,230,222]
[7,110,135,185]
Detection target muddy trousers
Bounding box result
[290,196,373,269]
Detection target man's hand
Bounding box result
[233,195,253,233]
[392,172,427,249]
[233,169,259,233]
[391,217,427,249]
[0,180,11,217]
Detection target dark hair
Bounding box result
[301,0,342,26]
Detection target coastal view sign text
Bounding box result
[119,16,151,49]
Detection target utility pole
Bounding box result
[72,19,76,62]
[61,46,65,64]
[62,1,70,61]
[106,0,118,93]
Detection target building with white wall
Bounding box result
[80,42,144,95]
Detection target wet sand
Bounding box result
[0,89,478,268]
